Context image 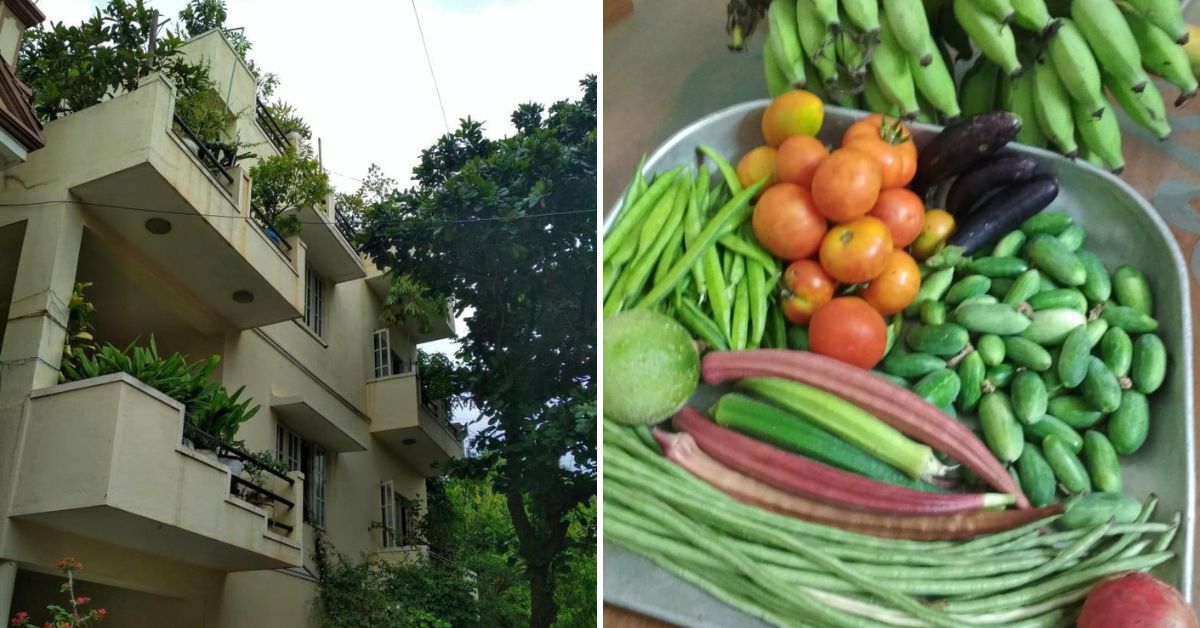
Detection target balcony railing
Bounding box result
[419,387,460,440]
[256,98,291,154]
[335,205,358,244]
[183,423,296,533]
[250,204,293,253]
[172,113,235,186]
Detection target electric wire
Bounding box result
[410,0,451,134]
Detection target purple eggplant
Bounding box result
[912,112,1022,196]
[945,154,1042,217]
[948,174,1059,254]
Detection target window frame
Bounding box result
[277,423,326,529]
[372,328,391,379]
[380,480,397,548]
[304,266,325,338]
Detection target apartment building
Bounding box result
[0,11,462,626]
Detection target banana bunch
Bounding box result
[745,0,1197,174]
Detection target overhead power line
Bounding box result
[411,0,450,134]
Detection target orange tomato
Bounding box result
[781,259,836,324]
[736,145,778,194]
[811,148,882,222]
[842,114,918,189]
[868,188,926,248]
[862,250,922,315]
[751,183,827,261]
[808,296,888,369]
[775,135,829,187]
[762,89,825,146]
[910,209,956,261]
[819,216,894,284]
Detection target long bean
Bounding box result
[1150,512,1181,552]
[653,221,686,286]
[674,293,729,351]
[603,165,683,262]
[635,179,684,261]
[636,177,767,309]
[766,301,787,349]
[1073,495,1157,571]
[747,259,768,348]
[699,144,744,195]
[621,184,688,304]
[719,234,778,269]
[684,169,709,290]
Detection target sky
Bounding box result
[37,0,598,429]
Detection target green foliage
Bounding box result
[356,76,596,627]
[249,149,331,237]
[335,164,397,244]
[16,0,211,122]
[416,350,469,411]
[62,337,257,445]
[243,450,289,490]
[177,0,278,98]
[266,99,312,140]
[172,69,238,145]
[313,533,478,628]
[60,282,97,383]
[380,274,449,337]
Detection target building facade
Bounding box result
[0,14,461,627]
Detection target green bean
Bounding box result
[634,178,686,261]
[629,155,649,200]
[944,552,1172,613]
[621,184,688,303]
[652,222,685,286]
[719,234,777,269]
[674,294,729,351]
[685,169,709,290]
[731,280,750,350]
[602,272,632,317]
[940,515,1065,555]
[602,261,619,301]
[726,251,746,290]
[699,144,744,195]
[1150,512,1181,553]
[747,259,768,348]
[701,247,731,337]
[1073,495,1157,571]
[603,165,683,262]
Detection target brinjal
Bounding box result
[948,174,1059,254]
[913,112,1023,195]
[945,154,1041,216]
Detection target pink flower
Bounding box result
[10,611,29,626]
[94,610,106,620]
[74,597,89,606]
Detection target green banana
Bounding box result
[834,27,871,80]
[954,0,1022,76]
[1008,69,1050,147]
[1072,97,1124,172]
[1123,6,1198,105]
[882,0,939,66]
[1107,72,1172,139]
[1032,58,1079,156]
[1078,144,1108,169]
[764,38,792,96]
[766,0,807,87]
[959,55,1002,116]
[1121,0,1189,44]
[1047,19,1108,118]
[811,0,842,33]
[796,0,839,86]
[841,0,881,39]
[977,0,1017,23]
[938,6,973,60]
[1012,0,1055,34]
[862,70,903,116]
[910,48,961,119]
[872,17,921,117]
[1071,0,1149,93]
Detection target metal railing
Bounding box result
[256,98,290,154]
[250,204,293,253]
[183,424,296,528]
[173,113,234,186]
[419,388,460,438]
[334,206,357,244]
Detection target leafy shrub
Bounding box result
[249,149,330,237]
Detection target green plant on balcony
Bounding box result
[59,282,97,383]
[249,149,331,238]
[17,0,212,122]
[380,274,451,338]
[242,450,290,489]
[62,337,258,446]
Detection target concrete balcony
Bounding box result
[365,269,456,342]
[6,73,305,329]
[297,195,366,284]
[10,373,304,571]
[375,545,429,566]
[365,373,463,476]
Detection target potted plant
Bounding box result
[241,451,289,521]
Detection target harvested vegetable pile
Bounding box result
[602,88,1193,624]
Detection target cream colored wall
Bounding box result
[218,570,320,628]
[13,569,209,628]
[0,6,21,68]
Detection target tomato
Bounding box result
[781,259,836,324]
[842,114,918,189]
[751,183,827,261]
[810,147,882,222]
[775,134,829,187]
[862,250,922,315]
[867,188,925,248]
[761,89,824,147]
[819,216,894,284]
[808,296,888,369]
[736,145,778,194]
[910,209,956,261]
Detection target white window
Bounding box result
[372,329,391,378]
[379,481,409,548]
[304,267,325,337]
[277,424,325,528]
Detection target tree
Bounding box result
[248,150,331,237]
[357,76,596,627]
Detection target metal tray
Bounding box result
[602,101,1196,626]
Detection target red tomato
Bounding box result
[810,147,883,222]
[752,183,828,261]
[781,259,836,324]
[868,188,926,248]
[842,114,918,189]
[808,297,888,369]
[818,216,894,284]
[775,134,829,187]
[736,145,778,195]
[861,250,922,315]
